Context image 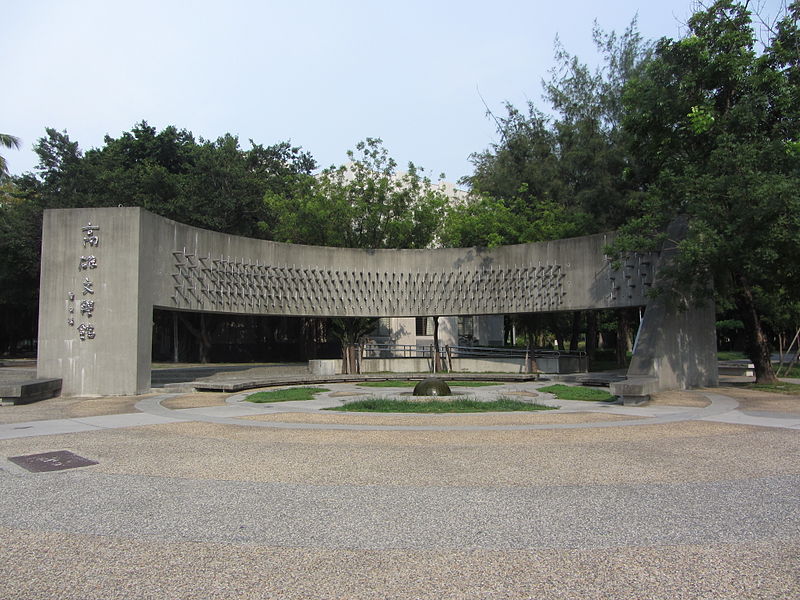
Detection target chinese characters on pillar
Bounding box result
[82,223,99,248]
[67,222,100,340]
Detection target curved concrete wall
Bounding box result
[146,208,654,316]
[37,207,715,396]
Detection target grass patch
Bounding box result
[356,380,503,388]
[747,382,800,395]
[776,364,800,378]
[717,351,748,361]
[325,396,556,413]
[588,360,625,372]
[538,384,614,402]
[446,381,504,387]
[246,387,329,403]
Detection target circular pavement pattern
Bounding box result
[1,381,798,599]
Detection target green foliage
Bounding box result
[0,122,317,352]
[747,381,800,395]
[687,105,716,133]
[448,19,652,248]
[0,133,22,179]
[27,123,316,238]
[263,137,448,249]
[329,317,378,346]
[325,396,556,413]
[613,1,800,381]
[538,383,614,401]
[716,319,744,333]
[0,182,41,351]
[717,350,747,360]
[246,387,329,403]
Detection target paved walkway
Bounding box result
[1,380,798,599]
[2,381,799,440]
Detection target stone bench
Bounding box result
[0,378,62,405]
[577,373,627,387]
[609,377,659,406]
[718,361,755,377]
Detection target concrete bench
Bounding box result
[609,377,659,406]
[0,378,62,405]
[577,373,627,387]
[718,361,755,377]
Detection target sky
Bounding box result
[2,0,788,185]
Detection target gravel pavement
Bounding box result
[1,382,798,599]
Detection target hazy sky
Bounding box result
[2,0,787,183]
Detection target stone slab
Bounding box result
[0,378,62,405]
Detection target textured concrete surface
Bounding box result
[2,527,795,600]
[1,384,798,599]
[38,208,714,396]
[0,394,149,424]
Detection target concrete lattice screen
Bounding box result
[173,255,573,316]
[37,207,717,396]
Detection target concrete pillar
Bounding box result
[627,297,719,389]
[37,208,153,396]
[475,315,504,346]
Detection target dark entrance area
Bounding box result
[151,309,340,364]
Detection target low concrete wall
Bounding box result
[448,358,524,373]
[534,355,588,374]
[0,378,62,405]
[308,360,339,376]
[309,356,586,375]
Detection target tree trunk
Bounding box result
[172,312,180,363]
[525,335,539,374]
[585,310,597,371]
[177,312,212,364]
[432,316,441,372]
[198,313,211,363]
[552,321,565,353]
[616,309,631,367]
[569,311,581,352]
[734,274,777,384]
[341,343,361,375]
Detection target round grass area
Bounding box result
[538,384,614,402]
[324,396,556,413]
[748,381,800,395]
[246,387,329,403]
[356,380,504,388]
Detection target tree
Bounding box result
[0,133,21,179]
[330,317,378,374]
[0,182,40,353]
[28,123,316,238]
[263,137,448,249]
[614,1,800,383]
[264,138,451,372]
[1,123,317,355]
[451,18,652,247]
[448,19,652,363]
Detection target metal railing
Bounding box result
[361,343,585,360]
[446,345,586,359]
[361,343,434,359]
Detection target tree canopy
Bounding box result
[443,19,652,248]
[263,137,449,249]
[613,0,800,382]
[0,123,317,353]
[28,122,316,238]
[0,133,21,179]
[262,137,451,371]
[3,2,799,378]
